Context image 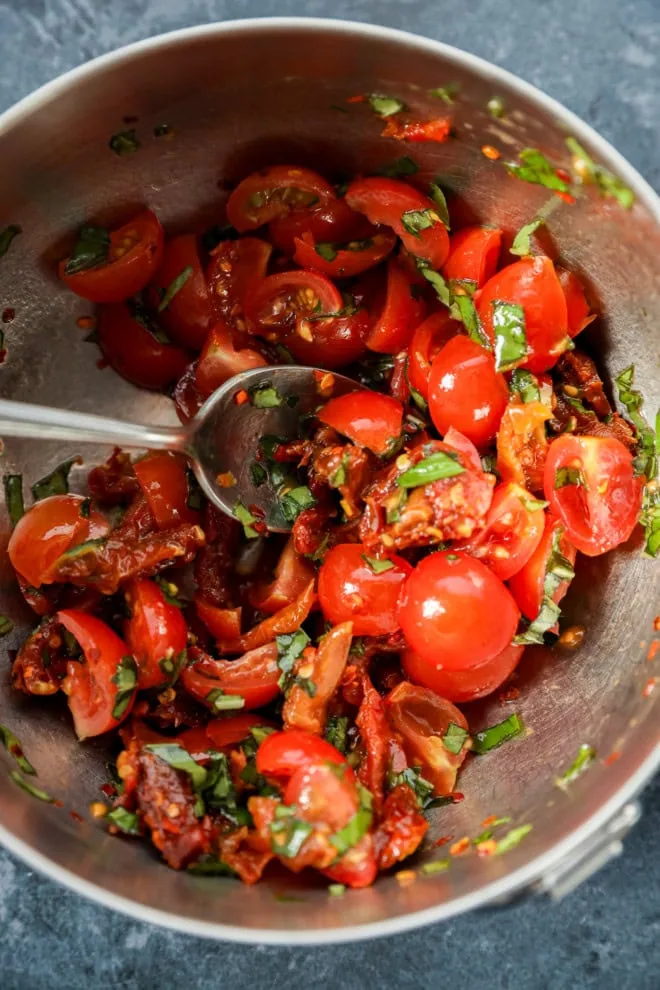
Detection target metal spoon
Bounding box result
[0,365,357,532]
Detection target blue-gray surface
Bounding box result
[1,0,660,987]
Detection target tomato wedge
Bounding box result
[206,237,272,328]
[293,229,396,279]
[509,514,577,620]
[133,452,200,530]
[318,543,412,636]
[270,197,372,257]
[97,302,190,391]
[180,643,280,711]
[365,259,426,353]
[194,598,242,641]
[124,578,188,689]
[256,728,347,782]
[249,537,315,615]
[402,643,523,703]
[407,310,461,400]
[226,165,336,232]
[557,267,595,338]
[497,397,552,495]
[147,234,215,350]
[195,320,268,400]
[442,226,502,287]
[318,390,403,455]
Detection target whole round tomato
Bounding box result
[133,451,200,530]
[180,643,280,711]
[365,259,426,354]
[206,237,272,327]
[509,514,577,620]
[226,165,337,231]
[293,229,396,279]
[147,234,215,350]
[195,320,268,399]
[402,643,523,704]
[318,390,403,455]
[256,728,347,781]
[124,577,188,689]
[407,311,461,401]
[318,543,412,636]
[442,226,502,287]
[398,551,520,670]
[97,302,189,391]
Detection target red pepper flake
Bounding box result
[100,782,117,798]
[381,117,452,143]
[498,686,520,703]
[481,144,501,161]
[0,348,7,365]
[480,815,498,829]
[555,167,571,183]
[234,389,249,406]
[647,640,659,662]
[2,307,15,323]
[133,699,149,718]
[96,357,109,370]
[643,677,657,698]
[76,315,96,331]
[434,835,453,847]
[557,190,576,205]
[346,94,367,104]
[450,792,465,803]
[53,799,64,809]
[604,750,621,767]
[449,836,471,857]
[69,810,84,824]
[216,471,237,488]
[654,617,660,632]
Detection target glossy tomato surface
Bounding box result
[256,728,347,781]
[509,513,577,620]
[366,259,426,354]
[206,237,272,327]
[407,311,461,400]
[293,230,396,279]
[97,302,189,390]
[133,452,200,530]
[226,165,336,231]
[180,643,280,711]
[148,234,215,350]
[402,642,523,703]
[442,226,502,287]
[318,543,412,636]
[318,390,403,455]
[124,578,188,689]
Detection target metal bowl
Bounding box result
[0,17,658,945]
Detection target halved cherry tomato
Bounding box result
[180,643,280,710]
[497,397,552,495]
[407,310,461,400]
[428,335,509,449]
[8,495,109,589]
[97,302,189,391]
[293,229,396,279]
[147,234,215,350]
[58,609,137,739]
[124,578,188,689]
[385,682,468,795]
[345,177,450,268]
[195,320,268,399]
[365,259,426,353]
[282,622,354,735]
[256,728,347,781]
[206,237,272,328]
[398,551,520,670]
[270,198,372,257]
[219,580,316,654]
[318,543,412,636]
[318,390,403,456]
[133,452,200,530]
[194,598,242,641]
[59,210,164,303]
[402,642,523,703]
[476,256,569,373]
[509,514,577,620]
[282,308,370,369]
[226,166,336,232]
[454,481,546,581]
[249,537,315,615]
[205,713,275,750]
[442,226,502,287]
[557,267,595,338]
[543,435,642,556]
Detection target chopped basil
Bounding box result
[233,500,260,539]
[556,743,596,786]
[270,804,314,857]
[505,148,570,193]
[565,137,634,208]
[329,453,350,489]
[421,858,450,875]
[492,301,528,371]
[206,689,245,712]
[0,225,21,259]
[385,486,408,523]
[9,770,55,803]
[442,722,469,755]
[60,536,106,560]
[495,823,532,854]
[250,461,268,487]
[368,94,407,117]
[0,616,13,637]
[3,474,24,528]
[276,629,311,692]
[361,554,394,574]
[126,296,171,344]
[401,208,438,238]
[157,266,193,313]
[473,816,513,844]
[509,368,540,403]
[471,714,524,754]
[158,649,188,686]
[111,655,138,720]
[615,365,658,481]
[388,766,434,808]
[329,785,373,856]
[451,293,491,349]
[376,156,419,178]
[641,484,660,558]
[521,496,549,512]
[328,883,346,897]
[78,498,91,519]
[315,242,338,262]
[514,527,575,644]
[408,381,429,414]
[106,807,141,835]
[428,182,450,229]
[0,724,35,774]
[416,259,451,307]
[510,218,544,257]
[429,83,459,104]
[279,486,316,525]
[555,466,585,489]
[154,576,184,608]
[109,128,140,155]
[397,451,464,488]
[31,457,80,501]
[324,715,349,755]
[188,857,236,876]
[487,96,505,118]
[145,742,208,789]
[249,384,284,409]
[64,225,110,275]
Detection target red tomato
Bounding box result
[454,482,546,581]
[205,714,275,750]
[226,166,336,232]
[195,320,268,400]
[345,177,450,268]
[509,514,577,620]
[194,598,242,641]
[543,435,642,556]
[148,235,215,350]
[318,390,403,455]
[380,117,452,143]
[428,335,509,449]
[398,551,520,670]
[97,302,189,391]
[442,426,484,473]
[442,226,502,287]
[365,259,426,354]
[133,452,200,530]
[124,578,188,690]
[293,230,396,279]
[206,238,272,327]
[497,398,551,494]
[557,267,595,337]
[318,543,412,636]
[249,537,315,615]
[256,728,347,781]
[402,642,523,703]
[58,609,137,739]
[8,495,109,589]
[270,198,372,257]
[283,308,369,368]
[220,581,316,655]
[59,210,164,303]
[476,256,569,373]
[180,643,280,711]
[407,311,461,400]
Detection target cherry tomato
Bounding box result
[283,308,369,369]
[97,302,189,391]
[195,320,268,399]
[270,197,372,257]
[58,609,137,739]
[124,578,188,690]
[407,310,461,400]
[180,643,280,711]
[509,514,577,620]
[345,177,450,268]
[557,267,595,338]
[497,397,551,495]
[442,226,502,287]
[226,165,336,232]
[194,598,242,641]
[318,390,403,456]
[148,234,215,350]
[8,495,109,589]
[256,728,347,781]
[476,256,569,373]
[428,335,509,449]
[318,543,412,636]
[249,537,315,615]
[133,452,200,530]
[293,229,396,279]
[59,210,164,303]
[402,642,523,703]
[205,713,275,751]
[385,682,468,795]
[454,482,546,581]
[206,237,272,327]
[543,435,642,556]
[365,259,426,354]
[398,551,520,670]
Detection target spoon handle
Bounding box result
[0,399,188,452]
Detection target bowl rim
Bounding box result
[1,14,659,945]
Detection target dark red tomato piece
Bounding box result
[454,481,546,581]
[428,335,509,449]
[195,320,268,400]
[8,495,109,589]
[59,210,164,303]
[124,578,188,690]
[442,226,502,287]
[226,165,336,232]
[476,256,569,373]
[256,728,347,782]
[366,259,426,354]
[407,310,460,400]
[205,713,276,751]
[509,514,577,620]
[318,543,412,636]
[58,609,137,739]
[557,266,595,338]
[293,229,397,279]
[543,435,642,556]
[442,426,484,473]
[147,234,215,350]
[206,237,272,328]
[97,302,189,391]
[194,597,242,641]
[269,197,372,257]
[402,642,523,703]
[398,551,520,670]
[133,451,200,530]
[345,177,450,269]
[180,643,280,711]
[283,309,370,369]
[319,390,403,455]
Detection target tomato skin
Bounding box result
[97,302,189,391]
[366,259,426,353]
[442,226,502,287]
[226,165,336,232]
[318,390,403,455]
[59,210,164,303]
[180,643,281,711]
[283,309,370,369]
[206,237,272,327]
[543,435,642,556]
[509,514,577,620]
[428,335,509,449]
[557,267,595,338]
[318,543,412,636]
[407,311,461,400]
[148,235,215,350]
[133,452,199,530]
[249,537,315,615]
[195,320,268,399]
[256,728,347,781]
[345,177,450,268]
[398,551,520,671]
[124,578,188,690]
[293,229,396,279]
[403,643,523,703]
[497,397,551,495]
[58,609,136,739]
[205,714,275,750]
[8,495,109,589]
[270,198,371,257]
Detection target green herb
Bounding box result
[492,301,528,371]
[0,616,13,637]
[416,260,451,306]
[250,384,284,409]
[451,292,491,349]
[376,156,419,178]
[521,497,549,512]
[565,137,634,208]
[324,715,349,755]
[641,483,660,558]
[398,452,464,488]
[556,743,596,787]
[109,129,140,155]
[0,725,35,774]
[9,770,55,803]
[361,555,394,574]
[472,714,524,754]
[158,649,188,687]
[428,182,450,229]
[368,94,407,117]
[315,242,338,262]
[0,225,21,259]
[429,83,459,104]
[509,369,540,403]
[277,629,311,692]
[270,805,314,858]
[31,457,80,501]
[401,209,438,238]
[154,576,183,608]
[442,722,469,755]
[514,528,575,644]
[329,453,349,489]
[79,498,91,519]
[495,823,532,854]
[279,486,316,525]
[188,857,236,876]
[3,474,24,528]
[233,500,259,538]
[157,266,193,313]
[487,96,505,118]
[506,148,570,193]
[408,381,429,414]
[388,766,434,808]
[385,486,408,524]
[510,218,544,257]
[555,466,585,489]
[330,785,373,857]
[106,807,141,835]
[60,536,107,561]
[145,742,208,789]
[615,365,658,481]
[111,655,138,720]
[421,859,450,875]
[328,883,346,896]
[206,689,245,712]
[64,225,110,275]
[250,461,268,487]
[126,296,171,344]
[330,103,349,114]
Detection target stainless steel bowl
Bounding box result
[0,17,658,944]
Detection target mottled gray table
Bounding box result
[1,1,660,987]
